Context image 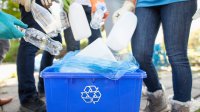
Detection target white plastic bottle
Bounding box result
[23,28,63,55]
[90,2,107,29]
[31,2,59,37]
[68,2,91,41]
[106,12,137,51]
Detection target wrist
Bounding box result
[123,1,135,11]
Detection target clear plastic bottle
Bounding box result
[90,2,106,29]
[23,28,63,55]
[60,10,70,30]
[31,2,59,37]
[49,1,70,31]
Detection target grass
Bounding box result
[196,109,200,112]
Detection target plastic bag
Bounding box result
[42,51,139,80]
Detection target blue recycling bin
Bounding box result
[42,69,146,112]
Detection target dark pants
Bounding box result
[17,0,62,104]
[64,5,101,52]
[132,0,197,102]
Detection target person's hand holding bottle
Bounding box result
[90,0,109,20]
[112,0,136,23]
[0,11,28,39]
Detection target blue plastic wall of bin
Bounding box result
[42,69,146,112]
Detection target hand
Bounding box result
[0,11,28,39]
[112,1,135,24]
[63,0,72,12]
[41,0,52,8]
[90,0,109,20]
[14,0,32,12]
[90,0,104,13]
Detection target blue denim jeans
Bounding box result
[64,5,101,52]
[17,0,62,104]
[132,0,197,102]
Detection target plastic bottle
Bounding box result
[31,2,59,37]
[60,9,70,30]
[68,2,91,41]
[90,2,107,29]
[59,0,70,30]
[23,28,63,55]
[49,2,62,33]
[106,12,137,51]
[49,1,70,31]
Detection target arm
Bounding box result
[0,11,28,39]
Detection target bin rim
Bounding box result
[41,69,146,79]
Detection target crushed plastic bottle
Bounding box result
[23,28,63,55]
[31,2,59,37]
[90,2,107,29]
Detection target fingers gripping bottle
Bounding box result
[31,2,59,37]
[23,28,63,55]
[90,1,107,29]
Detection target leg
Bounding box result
[17,0,47,111]
[161,0,197,102]
[17,38,39,104]
[17,3,41,102]
[132,7,170,112]
[64,27,80,52]
[132,7,162,92]
[38,34,62,95]
[83,5,102,44]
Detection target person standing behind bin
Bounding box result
[63,0,102,52]
[16,0,62,111]
[113,0,197,111]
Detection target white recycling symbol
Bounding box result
[81,85,102,104]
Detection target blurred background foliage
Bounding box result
[1,0,21,63]
[0,0,20,19]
